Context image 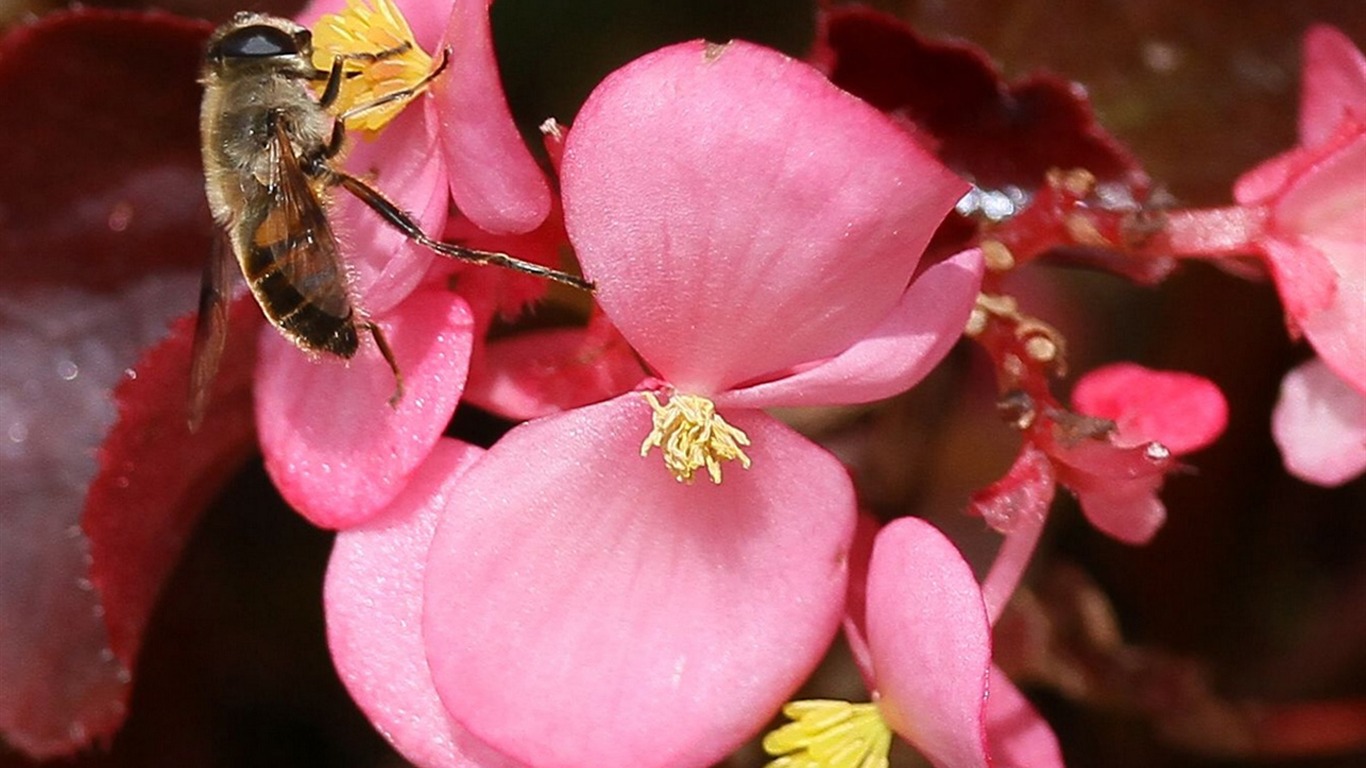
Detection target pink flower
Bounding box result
[259,0,555,528]
[398,40,982,767]
[767,516,1064,768]
[1058,363,1228,543]
[1232,26,1366,485]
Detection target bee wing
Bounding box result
[188,231,234,432]
[259,117,352,325]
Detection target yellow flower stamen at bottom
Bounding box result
[310,0,435,133]
[640,392,751,484]
[763,700,893,768]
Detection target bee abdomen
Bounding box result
[244,237,359,359]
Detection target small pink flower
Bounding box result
[1234,26,1366,485]
[259,0,555,528]
[409,40,981,767]
[1058,363,1227,543]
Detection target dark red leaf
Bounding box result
[0,9,263,757]
[818,5,1148,190]
[0,9,213,290]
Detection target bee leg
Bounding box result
[335,48,451,125]
[364,320,405,407]
[333,171,595,292]
[312,41,417,109]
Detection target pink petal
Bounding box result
[984,667,1065,768]
[326,439,526,768]
[463,313,648,420]
[1273,358,1366,486]
[1075,482,1167,545]
[1299,25,1366,147]
[432,0,550,234]
[333,105,450,314]
[717,249,982,409]
[866,517,990,768]
[256,288,473,529]
[1071,363,1228,455]
[562,40,967,395]
[841,512,883,690]
[423,396,855,768]
[1274,128,1366,392]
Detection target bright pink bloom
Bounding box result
[847,516,1064,768]
[1273,358,1366,486]
[1057,364,1227,543]
[260,0,553,528]
[1233,26,1366,485]
[413,40,982,768]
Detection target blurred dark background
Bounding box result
[2,1,1365,766]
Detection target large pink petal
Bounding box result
[718,250,981,409]
[423,396,855,768]
[562,40,967,395]
[865,517,991,768]
[326,439,525,768]
[1299,25,1366,147]
[1273,358,1366,487]
[431,0,550,234]
[984,667,1065,768]
[1275,129,1366,392]
[256,288,473,529]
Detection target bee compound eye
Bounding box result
[216,25,299,60]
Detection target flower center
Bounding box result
[310,0,435,133]
[640,392,751,484]
[763,700,893,768]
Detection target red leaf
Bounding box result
[0,9,213,290]
[819,5,1147,190]
[0,9,262,757]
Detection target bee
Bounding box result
[191,12,590,429]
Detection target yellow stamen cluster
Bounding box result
[640,392,751,484]
[764,700,894,768]
[310,0,434,133]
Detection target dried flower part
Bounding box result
[640,392,751,484]
[310,0,433,133]
[764,700,893,768]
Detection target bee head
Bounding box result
[206,13,314,73]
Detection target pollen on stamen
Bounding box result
[310,0,434,133]
[640,392,751,485]
[763,700,893,768]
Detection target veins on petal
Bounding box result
[640,392,751,484]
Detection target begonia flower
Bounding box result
[1233,26,1366,484]
[1061,363,1227,543]
[765,516,1064,768]
[258,0,555,528]
[400,40,983,768]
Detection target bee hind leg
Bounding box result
[364,320,405,407]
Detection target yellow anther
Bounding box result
[763,700,893,768]
[640,392,751,484]
[311,0,434,133]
